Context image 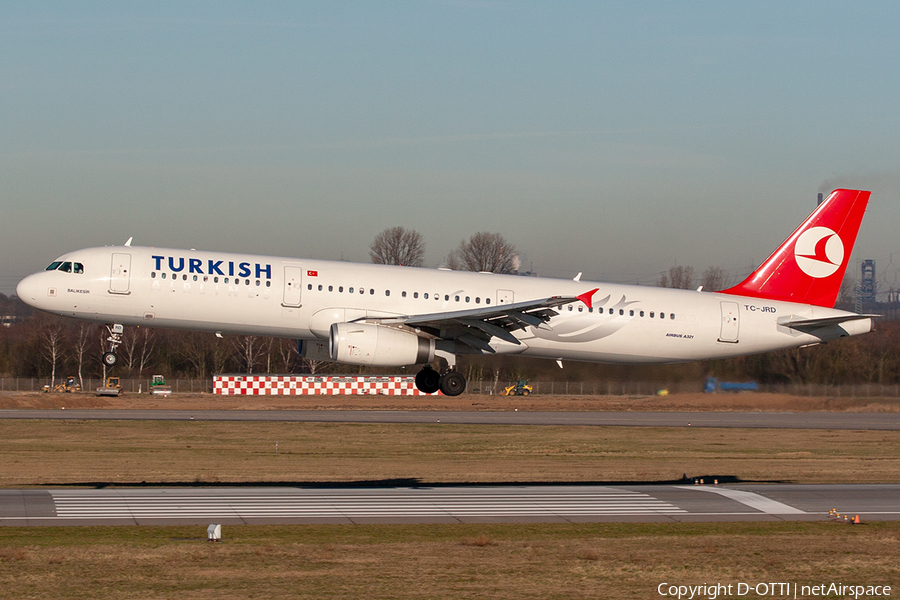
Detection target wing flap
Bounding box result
[367,293,596,352]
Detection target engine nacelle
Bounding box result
[297,339,333,362]
[329,323,435,366]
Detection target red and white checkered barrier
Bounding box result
[213,374,440,395]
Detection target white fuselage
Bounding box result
[16,245,871,365]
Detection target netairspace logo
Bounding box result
[657,582,892,599]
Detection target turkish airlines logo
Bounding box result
[794,227,844,278]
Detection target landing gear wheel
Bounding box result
[102,352,118,367]
[439,371,466,397]
[415,366,441,394]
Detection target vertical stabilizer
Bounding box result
[720,189,870,307]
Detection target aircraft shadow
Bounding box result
[42,475,791,489]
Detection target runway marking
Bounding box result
[50,489,687,520]
[679,486,806,514]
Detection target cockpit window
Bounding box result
[45,261,84,273]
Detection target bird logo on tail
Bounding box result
[794,226,843,279]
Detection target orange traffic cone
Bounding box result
[853,515,861,524]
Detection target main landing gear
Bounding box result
[415,365,466,397]
[102,324,124,367]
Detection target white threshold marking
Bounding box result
[50,489,687,518]
[678,486,806,514]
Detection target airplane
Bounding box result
[16,189,874,396]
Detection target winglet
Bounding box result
[577,288,599,309]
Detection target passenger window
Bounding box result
[349,287,354,293]
[214,277,219,283]
[318,285,323,291]
[370,289,374,295]
[203,276,208,282]
[402,291,407,298]
[475,297,480,304]
[629,310,634,316]
[423,293,428,299]
[74,263,84,274]
[266,281,271,287]
[328,285,333,292]
[567,305,573,311]
[660,313,665,319]
[670,313,675,320]
[184,275,188,281]
[385,290,390,296]
[445,295,450,301]
[465,297,470,303]
[619,309,624,315]
[162,273,167,279]
[455,295,460,302]
[193,275,198,281]
[578,306,583,312]
[650,312,654,318]
[486,298,491,304]
[307,284,312,290]
[414,292,419,299]
[225,278,230,284]
[151,272,157,279]
[339,286,344,292]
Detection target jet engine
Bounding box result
[329,322,435,366]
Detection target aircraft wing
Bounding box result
[363,289,598,353]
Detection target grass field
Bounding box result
[1,420,899,486]
[2,418,899,598]
[0,522,897,599]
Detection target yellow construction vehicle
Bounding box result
[43,376,81,393]
[96,376,122,397]
[502,379,533,396]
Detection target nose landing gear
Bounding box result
[102,324,124,367]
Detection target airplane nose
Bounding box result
[16,274,41,307]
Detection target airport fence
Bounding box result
[479,380,900,398]
[0,378,212,393]
[1,377,900,398]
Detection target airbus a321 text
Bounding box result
[17,189,875,396]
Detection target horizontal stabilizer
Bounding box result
[778,313,878,334]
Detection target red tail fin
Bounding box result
[720,189,870,308]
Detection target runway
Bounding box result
[1,409,899,429]
[2,484,897,526]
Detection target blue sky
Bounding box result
[3,1,900,294]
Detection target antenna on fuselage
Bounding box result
[124,237,133,247]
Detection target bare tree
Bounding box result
[273,338,297,373]
[369,226,425,267]
[210,335,231,375]
[448,232,519,274]
[71,322,94,390]
[657,265,694,289]
[178,331,211,378]
[699,266,729,291]
[41,323,65,387]
[233,335,266,373]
